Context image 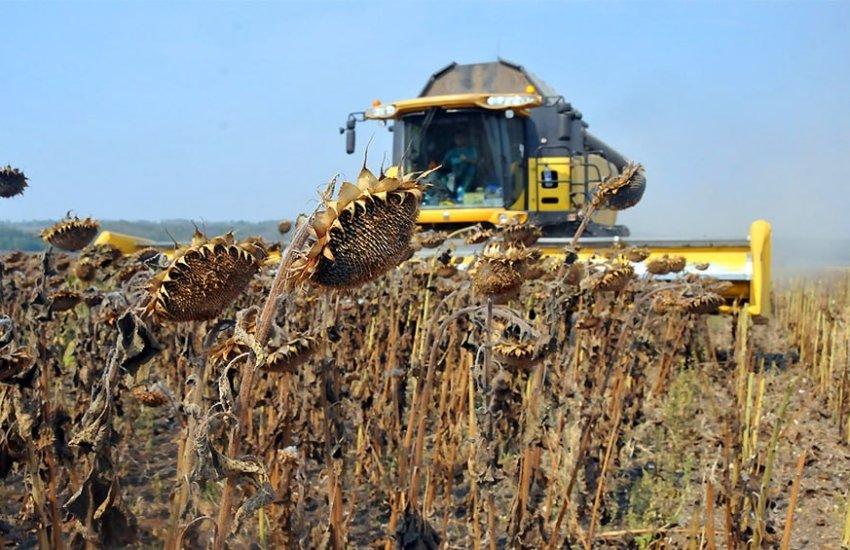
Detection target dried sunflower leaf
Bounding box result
[117,311,162,376]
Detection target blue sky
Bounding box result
[2,1,849,240]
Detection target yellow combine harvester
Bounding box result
[340,59,771,318]
[96,59,771,318]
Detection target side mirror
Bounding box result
[557,112,571,141]
[340,116,357,155]
[345,128,356,154]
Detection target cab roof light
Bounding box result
[485,94,537,108]
[365,103,397,119]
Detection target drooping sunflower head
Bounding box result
[501,221,542,246]
[493,340,542,370]
[41,215,100,251]
[625,247,651,263]
[524,255,558,281]
[472,259,523,298]
[653,289,724,315]
[0,165,28,199]
[481,242,538,266]
[597,162,646,211]
[131,384,170,407]
[681,291,724,314]
[49,290,83,312]
[261,332,323,373]
[666,255,687,273]
[471,243,537,299]
[80,243,123,270]
[581,262,635,292]
[143,232,267,323]
[646,255,672,275]
[416,230,448,249]
[74,258,97,282]
[464,224,494,245]
[289,167,429,289]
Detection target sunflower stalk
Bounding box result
[214,188,326,548]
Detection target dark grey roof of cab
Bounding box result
[419,58,558,98]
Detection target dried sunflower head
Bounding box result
[241,236,274,258]
[49,290,82,312]
[501,222,542,246]
[278,219,293,235]
[0,165,28,199]
[481,242,538,266]
[523,262,548,281]
[666,255,687,273]
[80,243,122,268]
[471,242,537,298]
[597,162,646,211]
[74,258,97,282]
[493,340,542,369]
[143,232,267,322]
[83,289,104,308]
[417,230,448,249]
[289,167,429,289]
[681,291,724,314]
[625,247,651,263]
[435,264,458,278]
[131,384,170,407]
[646,255,671,275]
[2,251,26,268]
[433,250,459,278]
[465,224,494,245]
[41,215,100,251]
[581,262,634,292]
[261,333,322,373]
[562,261,586,287]
[472,260,523,299]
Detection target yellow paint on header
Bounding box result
[418,208,528,226]
[93,231,155,255]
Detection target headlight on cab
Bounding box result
[365,104,397,119]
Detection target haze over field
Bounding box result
[2,2,849,244]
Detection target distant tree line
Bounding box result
[0,224,45,251]
[0,219,288,252]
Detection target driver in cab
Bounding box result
[440,131,478,202]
